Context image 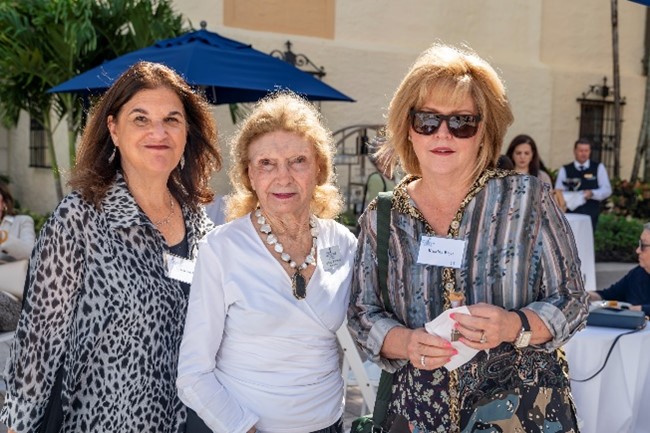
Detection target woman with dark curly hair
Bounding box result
[1,61,221,433]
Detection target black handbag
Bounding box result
[587,307,647,330]
[351,192,395,433]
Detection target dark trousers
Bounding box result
[311,418,343,433]
[185,408,213,433]
[185,415,343,433]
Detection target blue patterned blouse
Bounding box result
[347,170,589,432]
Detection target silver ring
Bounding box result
[479,331,487,344]
[420,354,426,367]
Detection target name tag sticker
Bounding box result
[320,246,343,272]
[164,252,196,284]
[417,236,467,269]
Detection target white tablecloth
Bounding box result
[564,325,650,433]
[564,213,596,291]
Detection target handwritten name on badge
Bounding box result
[164,252,196,284]
[320,246,343,272]
[417,236,467,269]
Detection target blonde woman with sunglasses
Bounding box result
[347,43,588,432]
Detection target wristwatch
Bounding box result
[511,309,532,348]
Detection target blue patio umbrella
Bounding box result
[48,29,353,104]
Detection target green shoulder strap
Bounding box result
[372,191,394,428]
[376,191,393,314]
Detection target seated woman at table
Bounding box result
[0,182,35,267]
[588,223,650,315]
[0,182,35,330]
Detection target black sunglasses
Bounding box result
[409,109,482,139]
[639,239,650,251]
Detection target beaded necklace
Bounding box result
[254,208,318,299]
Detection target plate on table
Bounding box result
[589,300,632,312]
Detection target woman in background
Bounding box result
[506,133,553,185]
[0,182,35,264]
[0,182,35,330]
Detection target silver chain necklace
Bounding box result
[254,208,318,300]
[153,192,175,226]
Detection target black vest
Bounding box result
[563,161,599,191]
[563,160,601,230]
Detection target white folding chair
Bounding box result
[0,332,13,344]
[336,321,379,414]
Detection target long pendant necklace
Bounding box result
[254,208,318,300]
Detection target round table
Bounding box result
[564,324,650,433]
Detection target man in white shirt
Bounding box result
[555,138,612,231]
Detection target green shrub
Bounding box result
[607,178,650,220]
[594,214,643,262]
[336,209,359,228]
[336,210,360,234]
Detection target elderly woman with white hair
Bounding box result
[177,92,357,433]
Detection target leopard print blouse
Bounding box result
[0,174,213,432]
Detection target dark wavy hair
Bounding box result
[69,61,222,210]
[506,134,542,177]
[0,182,16,216]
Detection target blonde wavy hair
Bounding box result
[376,43,514,179]
[226,92,343,221]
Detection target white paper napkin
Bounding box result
[424,306,481,371]
[563,191,586,211]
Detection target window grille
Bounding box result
[29,117,50,168]
[577,78,625,178]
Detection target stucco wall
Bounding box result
[3,116,69,214]
[540,0,646,175]
[2,0,648,212]
[179,0,647,183]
